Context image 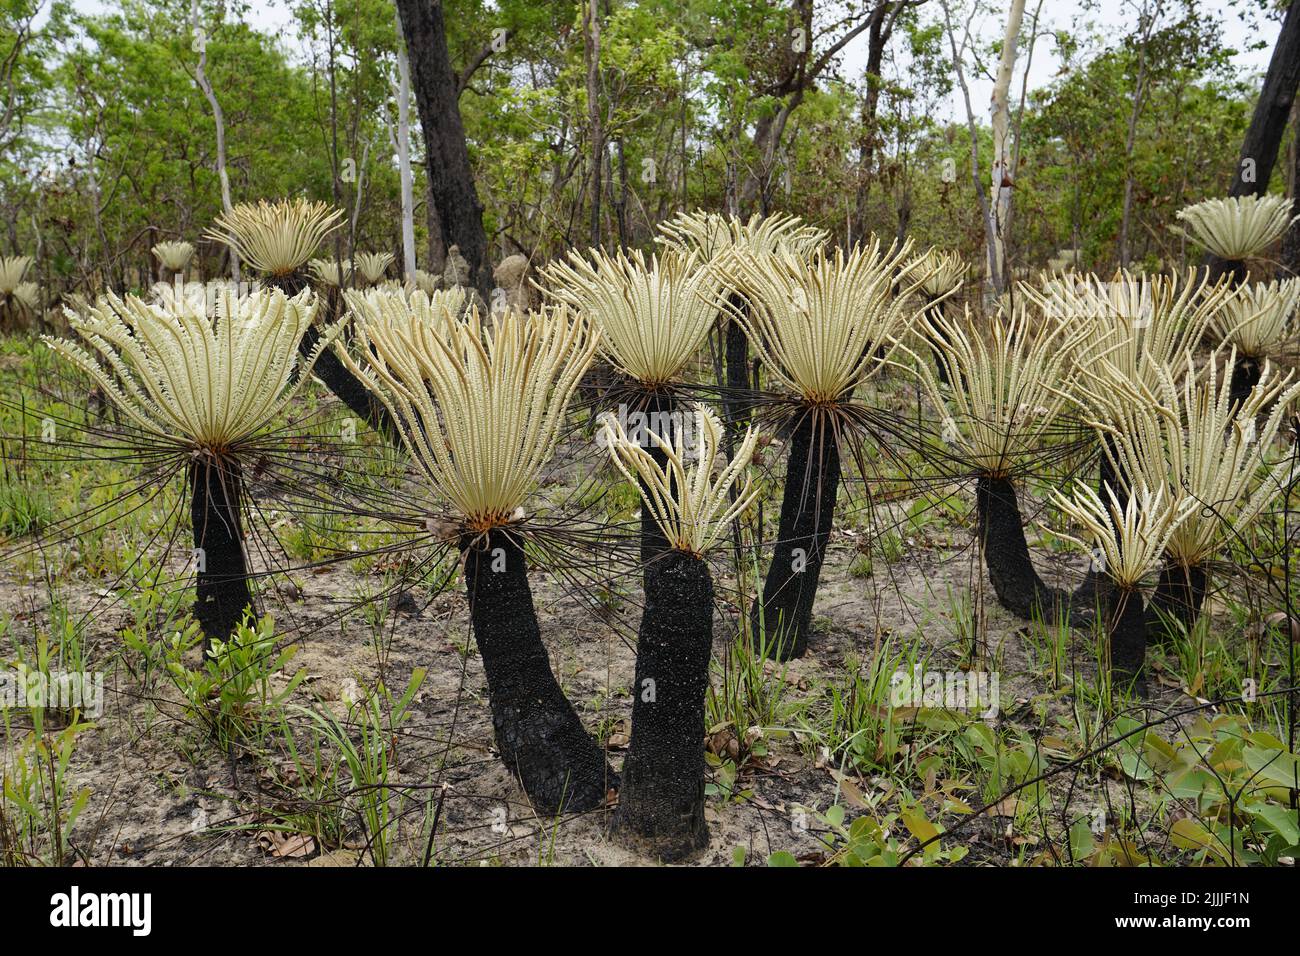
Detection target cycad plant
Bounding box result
[0,256,35,333]
[1176,194,1296,285]
[354,252,395,287]
[657,210,827,439]
[899,303,1086,621]
[602,404,759,859]
[206,199,394,439]
[541,248,723,563]
[1031,269,1230,608]
[1213,279,1300,407]
[44,287,340,646]
[151,240,195,282]
[334,298,612,813]
[1053,483,1196,693]
[1084,349,1300,640]
[910,248,966,386]
[725,238,925,659]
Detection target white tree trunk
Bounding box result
[192,0,238,282]
[394,7,417,285]
[988,0,1026,295]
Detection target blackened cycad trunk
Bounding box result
[724,294,753,440]
[1228,354,1262,412]
[976,474,1068,621]
[752,408,841,661]
[190,454,254,647]
[614,548,713,861]
[638,390,677,567]
[1106,585,1149,696]
[1072,437,1128,617]
[461,529,611,814]
[269,271,398,442]
[1146,560,1208,643]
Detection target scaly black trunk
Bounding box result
[1073,437,1128,617]
[190,455,254,648]
[1106,585,1149,696]
[613,549,713,861]
[751,408,840,660]
[461,528,611,813]
[637,391,676,567]
[1228,355,1262,413]
[1146,560,1208,643]
[724,296,752,437]
[976,475,1068,621]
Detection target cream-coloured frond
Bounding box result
[1052,482,1197,589]
[343,284,466,321]
[656,209,828,262]
[539,248,720,387]
[151,241,195,271]
[1212,279,1300,357]
[309,258,353,287]
[150,279,259,314]
[413,269,441,294]
[724,237,926,404]
[913,248,967,298]
[0,256,33,293]
[11,282,39,312]
[44,287,337,451]
[1086,349,1300,567]
[335,301,598,530]
[897,302,1088,476]
[1176,194,1296,261]
[601,403,759,556]
[354,252,395,284]
[1028,269,1231,407]
[205,199,345,278]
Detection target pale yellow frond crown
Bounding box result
[898,302,1086,476]
[601,403,760,556]
[1213,279,1300,357]
[1052,483,1197,589]
[151,241,195,271]
[539,248,720,387]
[205,199,345,278]
[725,237,925,404]
[0,256,33,293]
[912,248,967,299]
[354,252,395,284]
[44,287,336,451]
[309,258,353,287]
[335,300,598,530]
[1176,194,1296,261]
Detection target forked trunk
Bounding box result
[190,454,254,647]
[461,528,612,813]
[613,548,713,861]
[1146,560,1208,643]
[1106,584,1148,696]
[976,474,1068,621]
[751,408,840,660]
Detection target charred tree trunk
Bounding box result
[1072,436,1127,616]
[1228,354,1263,412]
[613,548,713,860]
[396,0,493,305]
[724,295,752,439]
[751,408,840,660]
[637,390,676,567]
[461,528,612,813]
[1146,560,1208,643]
[976,474,1068,621]
[190,454,254,648]
[1208,0,1300,283]
[1106,585,1149,696]
[268,271,398,442]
